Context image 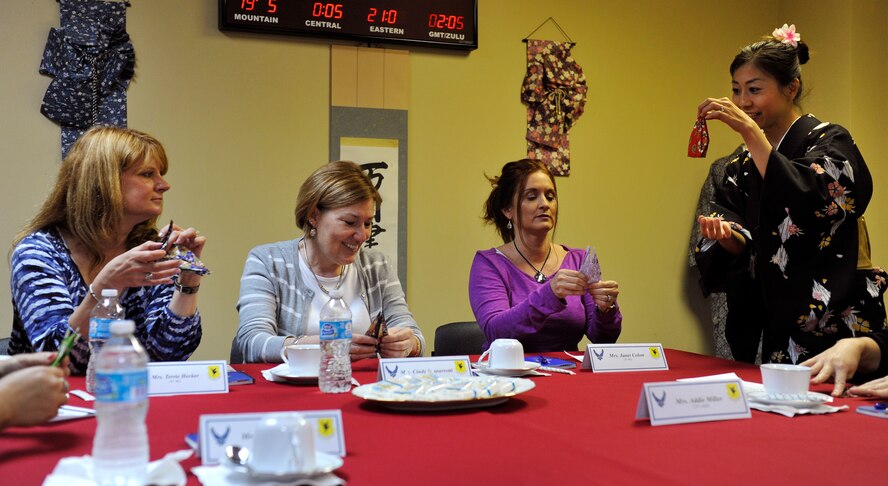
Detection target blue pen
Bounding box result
[875,402,888,411]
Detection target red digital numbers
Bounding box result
[381,9,397,23]
[313,2,343,19]
[240,0,276,13]
[368,8,398,24]
[428,14,464,31]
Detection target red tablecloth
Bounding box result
[1,350,885,485]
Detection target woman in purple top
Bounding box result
[469,159,622,352]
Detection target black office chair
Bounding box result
[432,321,485,356]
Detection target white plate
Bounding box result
[352,376,535,412]
[747,391,832,408]
[269,365,319,385]
[473,361,542,376]
[367,396,514,411]
[224,450,343,480]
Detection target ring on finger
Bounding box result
[61,378,69,393]
[144,272,153,281]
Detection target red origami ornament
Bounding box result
[688,115,710,158]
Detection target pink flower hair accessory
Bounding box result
[772,23,801,47]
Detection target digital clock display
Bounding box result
[219,0,477,50]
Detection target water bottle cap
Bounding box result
[328,289,344,299]
[109,319,135,334]
[100,288,118,297]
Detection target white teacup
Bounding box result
[280,344,321,376]
[250,412,316,475]
[760,363,811,397]
[479,338,525,370]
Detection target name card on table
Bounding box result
[148,360,228,396]
[198,410,346,465]
[636,380,750,426]
[582,343,669,372]
[377,356,472,380]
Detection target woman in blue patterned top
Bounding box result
[9,126,205,374]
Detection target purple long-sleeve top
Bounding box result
[469,246,622,352]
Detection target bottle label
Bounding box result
[95,369,148,403]
[319,320,352,340]
[89,318,113,340]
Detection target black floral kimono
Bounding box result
[39,0,134,157]
[696,114,887,364]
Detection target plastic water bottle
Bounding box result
[87,289,124,393]
[92,320,149,486]
[319,288,353,393]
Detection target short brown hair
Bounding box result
[294,161,383,234]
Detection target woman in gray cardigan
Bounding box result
[235,161,425,363]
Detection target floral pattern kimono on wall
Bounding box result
[695,114,887,364]
[39,0,134,157]
[521,39,587,176]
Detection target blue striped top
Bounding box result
[9,228,202,374]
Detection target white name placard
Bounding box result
[199,410,346,465]
[148,360,228,396]
[636,380,750,426]
[582,343,668,372]
[377,356,472,380]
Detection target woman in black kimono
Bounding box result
[694,24,887,364]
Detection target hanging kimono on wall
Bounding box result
[521,39,587,176]
[39,0,135,157]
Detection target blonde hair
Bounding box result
[294,161,382,234]
[14,126,169,273]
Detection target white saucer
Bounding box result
[269,365,319,385]
[747,391,832,408]
[225,450,343,480]
[473,361,541,376]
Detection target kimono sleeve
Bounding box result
[694,157,755,295]
[761,123,872,240]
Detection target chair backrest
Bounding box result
[432,321,485,356]
[0,337,9,356]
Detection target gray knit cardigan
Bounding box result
[235,238,425,363]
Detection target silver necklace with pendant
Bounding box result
[301,241,347,295]
[513,240,551,283]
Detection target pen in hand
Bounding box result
[160,219,175,251]
[51,329,80,367]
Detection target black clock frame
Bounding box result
[219,0,478,51]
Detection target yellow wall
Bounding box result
[1,0,885,361]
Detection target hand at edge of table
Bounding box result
[802,337,882,397]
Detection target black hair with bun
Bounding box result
[730,29,810,106]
